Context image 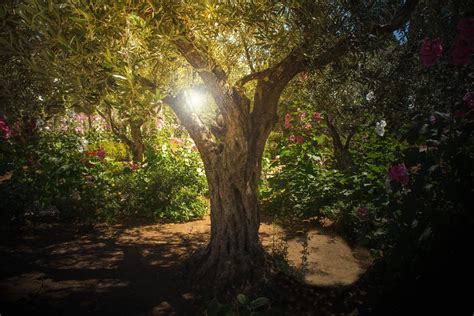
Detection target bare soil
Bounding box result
[0,217,372,315]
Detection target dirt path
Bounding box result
[0,217,371,315]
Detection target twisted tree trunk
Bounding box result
[199,153,264,290]
[148,0,418,292]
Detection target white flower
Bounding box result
[375,120,386,136]
[366,91,375,102]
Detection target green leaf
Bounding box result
[236,294,247,305]
[250,297,270,310]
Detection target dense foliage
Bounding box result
[0,112,208,223]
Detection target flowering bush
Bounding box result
[388,164,409,185]
[0,123,208,223]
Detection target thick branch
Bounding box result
[136,74,215,152]
[162,93,215,154]
[172,37,234,112]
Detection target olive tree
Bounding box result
[11,0,419,290]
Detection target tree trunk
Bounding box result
[130,120,145,163]
[197,158,265,292]
[326,116,354,170]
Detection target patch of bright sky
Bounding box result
[393,22,410,44]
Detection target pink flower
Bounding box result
[463,91,474,108]
[451,36,472,66]
[0,117,12,139]
[296,135,303,144]
[14,120,22,131]
[357,207,368,218]
[156,118,164,130]
[129,162,139,171]
[388,164,409,185]
[76,113,87,123]
[419,38,443,67]
[97,148,106,161]
[313,112,322,123]
[457,18,474,42]
[289,134,296,143]
[303,123,312,133]
[299,112,306,120]
[284,113,292,129]
[300,72,310,82]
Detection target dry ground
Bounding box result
[0,217,372,315]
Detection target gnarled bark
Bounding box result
[149,0,419,292]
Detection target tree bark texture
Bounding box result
[153,1,419,292]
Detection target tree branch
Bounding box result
[172,36,236,113]
[344,129,356,150]
[97,105,133,148]
[375,0,419,34]
[236,68,271,87]
[136,73,215,152]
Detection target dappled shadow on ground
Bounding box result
[0,217,371,315]
[0,221,209,315]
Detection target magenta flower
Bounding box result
[97,148,106,161]
[284,113,292,129]
[429,114,437,125]
[458,18,474,42]
[388,164,409,185]
[463,91,474,108]
[0,117,12,139]
[419,38,443,67]
[296,135,303,144]
[289,134,296,143]
[313,112,322,123]
[357,207,368,218]
[451,36,472,66]
[129,162,139,171]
